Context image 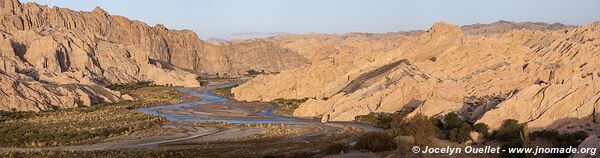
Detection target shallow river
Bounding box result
[135,83,301,124]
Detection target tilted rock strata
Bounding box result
[461,20,574,35]
[0,37,121,111]
[0,0,306,111]
[234,22,600,132]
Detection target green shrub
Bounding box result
[531,130,588,158]
[448,122,473,143]
[247,69,266,75]
[443,112,462,130]
[403,114,438,146]
[553,131,588,147]
[492,119,523,142]
[271,98,309,115]
[213,86,236,98]
[355,112,394,128]
[0,86,186,147]
[199,81,209,86]
[324,143,350,154]
[354,132,396,152]
[473,123,489,136]
[430,117,443,129]
[107,81,154,90]
[388,128,408,137]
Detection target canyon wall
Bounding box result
[0,0,306,111]
[234,22,600,132]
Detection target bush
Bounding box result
[473,123,489,136]
[443,112,462,130]
[430,117,443,129]
[492,119,524,142]
[247,69,265,75]
[106,81,154,90]
[354,132,396,152]
[403,114,438,146]
[0,86,186,147]
[531,130,588,158]
[388,128,408,137]
[448,122,473,143]
[324,143,350,155]
[213,86,236,98]
[355,112,394,128]
[553,131,588,147]
[271,98,308,116]
[199,81,209,86]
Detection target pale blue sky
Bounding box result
[21,0,600,39]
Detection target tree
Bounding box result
[473,123,490,136]
[354,132,396,152]
[444,112,462,130]
[403,114,438,146]
[449,122,473,143]
[493,119,523,142]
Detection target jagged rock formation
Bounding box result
[220,40,308,74]
[462,20,574,35]
[264,32,421,61]
[234,21,600,132]
[0,0,306,111]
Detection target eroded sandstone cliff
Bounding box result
[234,21,600,132]
[0,0,307,111]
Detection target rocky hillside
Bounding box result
[0,0,306,111]
[462,20,574,35]
[233,21,600,133]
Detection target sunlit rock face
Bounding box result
[0,0,308,111]
[234,21,600,132]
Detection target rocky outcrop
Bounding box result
[462,20,574,35]
[1,0,306,75]
[570,135,600,158]
[234,21,600,132]
[0,36,121,111]
[220,40,308,74]
[264,32,419,62]
[0,0,306,111]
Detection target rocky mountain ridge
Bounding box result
[0,0,307,111]
[462,20,575,35]
[234,21,600,133]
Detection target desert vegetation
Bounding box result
[213,86,236,99]
[106,81,155,90]
[439,112,488,143]
[354,131,397,152]
[400,114,439,146]
[324,143,351,155]
[271,98,309,116]
[354,112,394,128]
[0,85,195,148]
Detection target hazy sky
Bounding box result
[21,0,600,39]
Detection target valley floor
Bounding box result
[0,82,383,158]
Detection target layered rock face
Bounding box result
[219,40,308,74]
[0,0,306,111]
[234,21,600,132]
[461,20,574,35]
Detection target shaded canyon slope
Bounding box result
[234,21,600,133]
[0,0,307,111]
